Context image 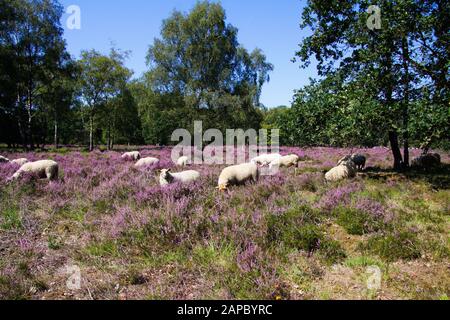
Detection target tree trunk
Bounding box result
[389,131,403,171]
[89,113,94,152]
[402,36,410,169]
[384,44,403,171]
[54,119,58,149]
[107,122,111,151]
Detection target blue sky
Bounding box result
[59,0,317,107]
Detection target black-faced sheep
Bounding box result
[325,160,357,182]
[338,154,366,171]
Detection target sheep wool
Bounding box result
[12,160,59,181]
[269,154,300,169]
[177,156,189,167]
[11,158,29,166]
[218,163,259,191]
[160,169,200,186]
[135,157,159,168]
[251,154,282,166]
[0,156,10,163]
[325,161,356,182]
[338,154,367,171]
[122,151,141,161]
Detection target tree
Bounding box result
[0,0,72,149]
[78,49,132,151]
[295,0,449,170]
[145,1,273,133]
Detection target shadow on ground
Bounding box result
[360,164,450,190]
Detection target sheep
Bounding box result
[11,158,29,166]
[269,154,300,169]
[251,153,282,166]
[159,169,200,186]
[338,154,367,171]
[0,156,10,163]
[217,163,259,191]
[325,160,357,182]
[177,156,189,167]
[121,151,141,161]
[10,160,59,181]
[135,157,159,168]
[411,153,441,169]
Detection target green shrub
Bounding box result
[361,231,421,262]
[267,207,346,264]
[335,207,383,235]
[1,207,22,230]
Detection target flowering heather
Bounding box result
[352,198,392,222]
[317,182,364,211]
[0,146,448,300]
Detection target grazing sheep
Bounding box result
[135,157,159,168]
[0,156,10,163]
[411,153,441,169]
[159,169,200,186]
[177,156,189,167]
[269,154,300,169]
[11,160,59,181]
[217,163,259,191]
[325,161,357,182]
[121,151,141,161]
[11,158,29,166]
[338,154,367,171]
[251,153,282,166]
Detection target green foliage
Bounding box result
[361,231,421,262]
[294,0,449,163]
[335,207,384,236]
[267,206,346,264]
[1,207,22,231]
[142,1,273,138]
[286,75,389,147]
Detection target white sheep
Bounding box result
[338,154,367,171]
[135,157,159,168]
[269,154,300,169]
[325,160,357,182]
[11,160,59,181]
[0,156,10,163]
[251,153,282,166]
[159,169,200,186]
[121,151,141,161]
[177,156,189,167]
[11,158,29,166]
[217,163,259,191]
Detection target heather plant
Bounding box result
[361,230,422,262]
[0,146,448,299]
[335,207,384,236]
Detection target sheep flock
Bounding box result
[0,149,444,190]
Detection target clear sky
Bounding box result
[59,0,317,108]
